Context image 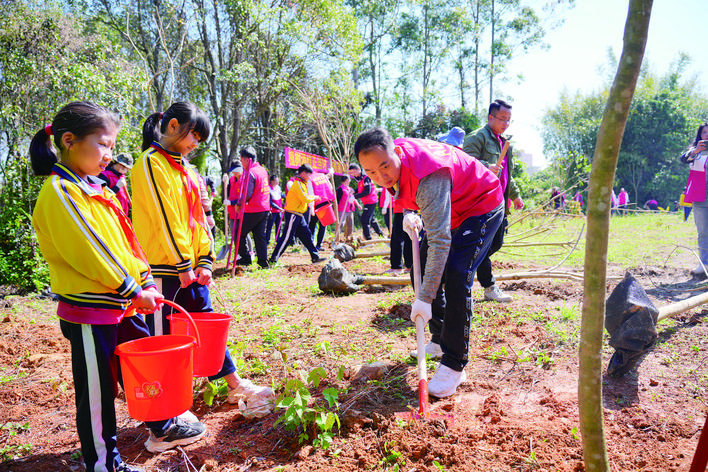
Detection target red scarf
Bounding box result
[150,144,208,233]
[91,192,149,265]
[51,166,148,265]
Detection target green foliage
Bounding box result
[541,58,708,208]
[0,422,31,461]
[0,161,49,292]
[274,367,343,450]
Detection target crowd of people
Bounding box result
[28,95,708,471]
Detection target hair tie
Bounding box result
[45,124,53,136]
[159,112,164,119]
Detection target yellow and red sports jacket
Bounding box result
[285,178,317,214]
[32,163,154,316]
[132,143,214,277]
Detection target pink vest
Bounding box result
[393,138,503,229]
[269,185,283,213]
[684,153,708,203]
[338,184,355,213]
[227,176,242,219]
[357,175,378,204]
[244,162,270,213]
[310,172,335,202]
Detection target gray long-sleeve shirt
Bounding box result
[405,169,452,303]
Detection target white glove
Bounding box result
[115,176,127,189]
[402,213,422,239]
[410,299,432,324]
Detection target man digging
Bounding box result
[354,128,503,398]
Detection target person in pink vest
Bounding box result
[226,160,243,227]
[349,163,384,240]
[680,121,708,277]
[229,146,270,268]
[617,187,629,215]
[387,196,412,275]
[354,127,503,398]
[308,170,335,251]
[336,175,359,242]
[379,184,394,236]
[98,152,133,216]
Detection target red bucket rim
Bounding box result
[170,312,232,322]
[115,334,196,356]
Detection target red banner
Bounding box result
[284,147,347,176]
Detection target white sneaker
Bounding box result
[409,342,443,360]
[228,379,275,404]
[176,410,199,423]
[691,265,707,277]
[428,364,467,398]
[484,284,513,303]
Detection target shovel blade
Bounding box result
[215,245,229,261]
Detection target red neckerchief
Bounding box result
[51,164,148,265]
[149,143,207,233]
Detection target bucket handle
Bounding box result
[125,299,202,347]
[161,299,202,347]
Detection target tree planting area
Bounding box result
[1,212,706,471]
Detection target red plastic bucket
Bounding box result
[315,202,336,226]
[170,311,231,377]
[116,334,196,422]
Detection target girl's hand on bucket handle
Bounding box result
[195,267,212,286]
[179,269,196,288]
[133,289,164,314]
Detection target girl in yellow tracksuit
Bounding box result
[132,101,273,410]
[30,101,204,472]
[268,164,326,264]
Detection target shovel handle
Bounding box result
[411,230,430,419]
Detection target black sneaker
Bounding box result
[311,256,327,263]
[144,418,206,453]
[116,463,145,472]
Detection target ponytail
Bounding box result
[141,112,163,151]
[141,102,211,152]
[29,101,120,176]
[29,127,57,176]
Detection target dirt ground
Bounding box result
[0,237,706,472]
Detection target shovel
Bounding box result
[409,229,430,419]
[395,229,451,423]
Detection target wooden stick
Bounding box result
[358,269,587,287]
[657,291,708,322]
[358,238,390,247]
[496,140,510,168]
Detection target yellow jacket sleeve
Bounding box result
[33,176,146,300]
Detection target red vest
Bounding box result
[393,138,503,229]
[244,162,270,213]
[357,175,378,204]
[310,172,335,202]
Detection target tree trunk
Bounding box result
[579,1,652,471]
[489,0,494,104]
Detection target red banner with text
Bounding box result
[284,147,347,176]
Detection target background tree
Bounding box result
[542,57,708,208]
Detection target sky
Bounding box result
[499,0,707,169]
